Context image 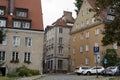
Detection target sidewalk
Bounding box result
[16,75,45,80]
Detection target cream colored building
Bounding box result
[0,0,44,74]
[0,28,44,73]
[44,11,74,73]
[69,0,116,71]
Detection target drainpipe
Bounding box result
[9,0,14,15]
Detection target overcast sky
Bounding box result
[41,0,76,28]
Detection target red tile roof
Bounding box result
[0,0,43,30]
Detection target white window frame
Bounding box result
[107,15,115,21]
[86,31,89,38]
[13,36,20,46]
[80,33,84,40]
[113,43,117,49]
[25,37,32,47]
[12,51,18,61]
[0,9,5,15]
[0,19,6,27]
[24,52,31,62]
[2,36,7,45]
[86,44,89,51]
[13,21,21,28]
[95,42,99,47]
[80,46,84,53]
[86,19,89,25]
[22,21,30,29]
[85,58,89,65]
[0,51,5,61]
[95,28,100,35]
[92,17,95,23]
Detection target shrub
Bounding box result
[30,69,39,75]
[17,65,40,77]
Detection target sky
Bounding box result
[41,0,76,28]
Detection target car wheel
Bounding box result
[87,72,91,75]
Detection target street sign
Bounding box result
[94,47,99,53]
[104,58,107,64]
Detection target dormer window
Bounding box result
[0,18,7,27]
[13,19,31,29]
[0,6,5,16]
[15,8,28,18]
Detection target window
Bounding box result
[24,52,31,62]
[59,37,63,44]
[86,44,89,51]
[95,42,99,47]
[12,52,19,61]
[113,43,117,49]
[86,31,89,38]
[58,47,63,54]
[80,33,84,40]
[80,46,84,52]
[86,19,89,25]
[59,27,63,33]
[58,60,63,69]
[0,6,5,16]
[25,37,32,46]
[95,28,100,35]
[81,21,84,27]
[13,36,20,46]
[73,35,76,42]
[15,8,28,18]
[0,51,5,61]
[85,58,89,65]
[0,19,6,27]
[13,20,21,28]
[13,19,31,29]
[22,21,31,29]
[92,17,95,23]
[73,48,76,54]
[2,36,7,45]
[107,15,115,21]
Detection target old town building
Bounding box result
[69,0,118,71]
[0,0,44,74]
[44,11,74,73]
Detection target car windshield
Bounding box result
[82,67,90,69]
[107,66,116,69]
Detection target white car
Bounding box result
[106,66,119,76]
[75,66,91,75]
[82,66,104,75]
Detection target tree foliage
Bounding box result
[94,0,120,46]
[102,49,120,68]
[74,0,83,15]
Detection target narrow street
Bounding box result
[38,74,111,80]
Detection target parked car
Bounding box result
[74,66,91,75]
[105,66,119,76]
[82,66,104,75]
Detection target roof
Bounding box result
[0,0,44,31]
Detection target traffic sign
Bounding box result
[104,58,107,64]
[94,47,99,53]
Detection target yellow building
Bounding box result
[70,0,108,71]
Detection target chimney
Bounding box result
[9,0,14,15]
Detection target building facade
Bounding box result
[0,0,44,74]
[70,0,120,72]
[70,0,107,71]
[44,11,74,73]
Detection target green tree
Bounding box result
[102,49,120,68]
[74,0,83,15]
[94,0,120,46]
